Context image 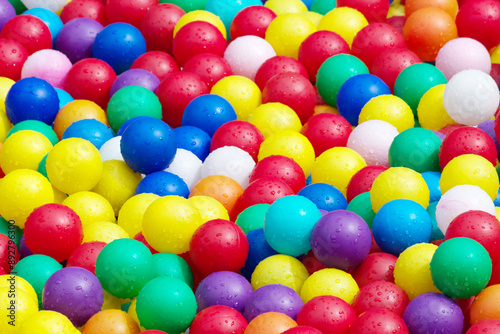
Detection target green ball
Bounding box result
[0,217,22,249]
[152,253,194,289]
[394,63,447,116]
[311,0,337,15]
[346,192,375,229]
[159,0,207,12]
[7,0,26,15]
[235,203,270,234]
[107,85,163,133]
[136,276,197,334]
[389,128,442,173]
[316,54,369,107]
[37,154,48,179]
[6,120,59,146]
[95,238,155,299]
[430,237,492,299]
[13,254,63,308]
[426,201,444,241]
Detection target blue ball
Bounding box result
[5,77,59,125]
[300,0,314,9]
[54,88,73,109]
[135,171,189,198]
[495,187,500,207]
[181,94,237,137]
[173,126,211,161]
[264,195,322,257]
[240,228,278,281]
[62,119,114,149]
[421,171,442,203]
[426,201,444,241]
[116,115,151,136]
[337,74,391,126]
[92,22,147,74]
[373,199,432,256]
[205,0,262,38]
[120,116,177,174]
[24,8,63,45]
[297,183,347,212]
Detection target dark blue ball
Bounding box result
[135,171,189,198]
[240,228,278,281]
[173,126,211,161]
[116,115,151,136]
[297,183,347,212]
[62,119,114,149]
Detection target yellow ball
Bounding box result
[440,154,499,201]
[370,167,429,213]
[417,85,456,131]
[359,94,415,132]
[300,268,359,304]
[0,287,38,334]
[492,44,500,64]
[0,130,53,174]
[394,243,440,300]
[92,160,143,215]
[299,11,323,27]
[251,254,309,293]
[82,221,130,244]
[173,10,227,39]
[18,310,77,334]
[117,193,160,238]
[0,77,15,103]
[496,206,500,221]
[318,7,368,47]
[265,13,317,59]
[211,75,262,121]
[101,290,130,311]
[258,130,315,176]
[311,147,367,196]
[188,195,229,223]
[0,169,54,228]
[46,138,103,195]
[62,191,116,227]
[264,0,308,15]
[142,196,203,254]
[0,275,38,306]
[0,108,12,143]
[248,102,302,139]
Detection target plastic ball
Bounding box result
[352,281,409,316]
[0,130,52,174]
[135,171,188,198]
[317,7,368,47]
[82,221,130,244]
[55,18,103,64]
[18,310,78,334]
[230,5,277,40]
[0,76,14,103]
[66,241,106,275]
[417,84,456,131]
[468,319,500,333]
[59,0,106,25]
[346,166,387,203]
[404,0,458,18]
[0,38,28,81]
[254,56,308,91]
[105,0,156,27]
[21,50,71,89]
[81,309,140,334]
[98,136,124,162]
[241,227,278,280]
[349,308,408,334]
[300,268,359,304]
[300,113,352,157]
[0,0,14,30]
[117,193,158,238]
[173,9,227,39]
[351,252,397,288]
[422,172,442,204]
[0,233,18,273]
[470,284,500,325]
[251,254,309,293]
[110,69,160,98]
[6,120,58,146]
[53,99,108,139]
[0,14,52,54]
[165,149,203,190]
[265,0,307,14]
[0,286,38,334]
[173,126,211,161]
[0,217,22,249]
[248,102,302,139]
[152,252,193,288]
[0,275,37,306]
[183,53,232,89]
[296,296,355,333]
[190,305,248,334]
[244,312,297,334]
[370,48,421,92]
[189,175,243,214]
[455,0,500,50]
[210,120,264,162]
[244,284,304,322]
[130,50,180,81]
[62,120,111,151]
[236,204,269,234]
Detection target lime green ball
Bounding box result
[346,192,375,229]
[136,276,197,334]
[6,120,59,146]
[0,217,22,249]
[235,203,270,234]
[430,237,492,299]
[159,0,206,12]
[107,86,163,133]
[152,253,194,289]
[311,0,336,15]
[95,238,155,299]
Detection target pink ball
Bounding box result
[21,49,72,89]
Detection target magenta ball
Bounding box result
[109,68,160,97]
[56,18,104,63]
[21,49,72,88]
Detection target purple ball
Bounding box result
[109,68,160,97]
[42,267,104,327]
[195,271,253,313]
[477,119,500,160]
[0,0,15,31]
[243,284,304,322]
[310,209,372,271]
[403,292,464,334]
[56,18,104,63]
[19,234,33,259]
[431,130,446,141]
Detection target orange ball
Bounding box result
[244,312,297,334]
[470,284,500,325]
[82,309,140,334]
[403,7,457,62]
[53,100,109,139]
[405,0,459,19]
[189,175,243,214]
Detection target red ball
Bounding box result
[301,250,326,275]
[139,3,185,54]
[296,295,356,334]
[440,127,497,169]
[155,71,209,128]
[179,251,205,290]
[386,16,406,34]
[489,259,500,286]
[467,319,500,334]
[24,204,84,263]
[0,15,52,55]
[282,326,322,334]
[59,0,106,25]
[351,23,406,69]
[351,280,410,316]
[133,231,158,254]
[249,155,306,194]
[301,113,353,157]
[456,0,500,50]
[0,266,5,275]
[351,252,397,288]
[105,0,158,28]
[0,38,28,81]
[0,234,19,274]
[183,53,233,89]
[438,124,466,137]
[66,241,107,275]
[255,55,309,91]
[346,165,388,202]
[491,63,500,87]
[139,331,168,334]
[189,219,249,276]
[337,0,390,22]
[189,305,248,334]
[64,58,117,109]
[370,48,421,92]
[262,72,316,124]
[131,50,180,81]
[348,309,408,334]
[230,5,277,40]
[298,30,350,82]
[210,120,264,162]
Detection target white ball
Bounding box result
[201,146,256,189]
[99,136,124,162]
[436,184,496,235]
[21,49,72,89]
[223,35,276,81]
[347,120,399,167]
[443,69,500,126]
[21,0,67,12]
[165,149,202,190]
